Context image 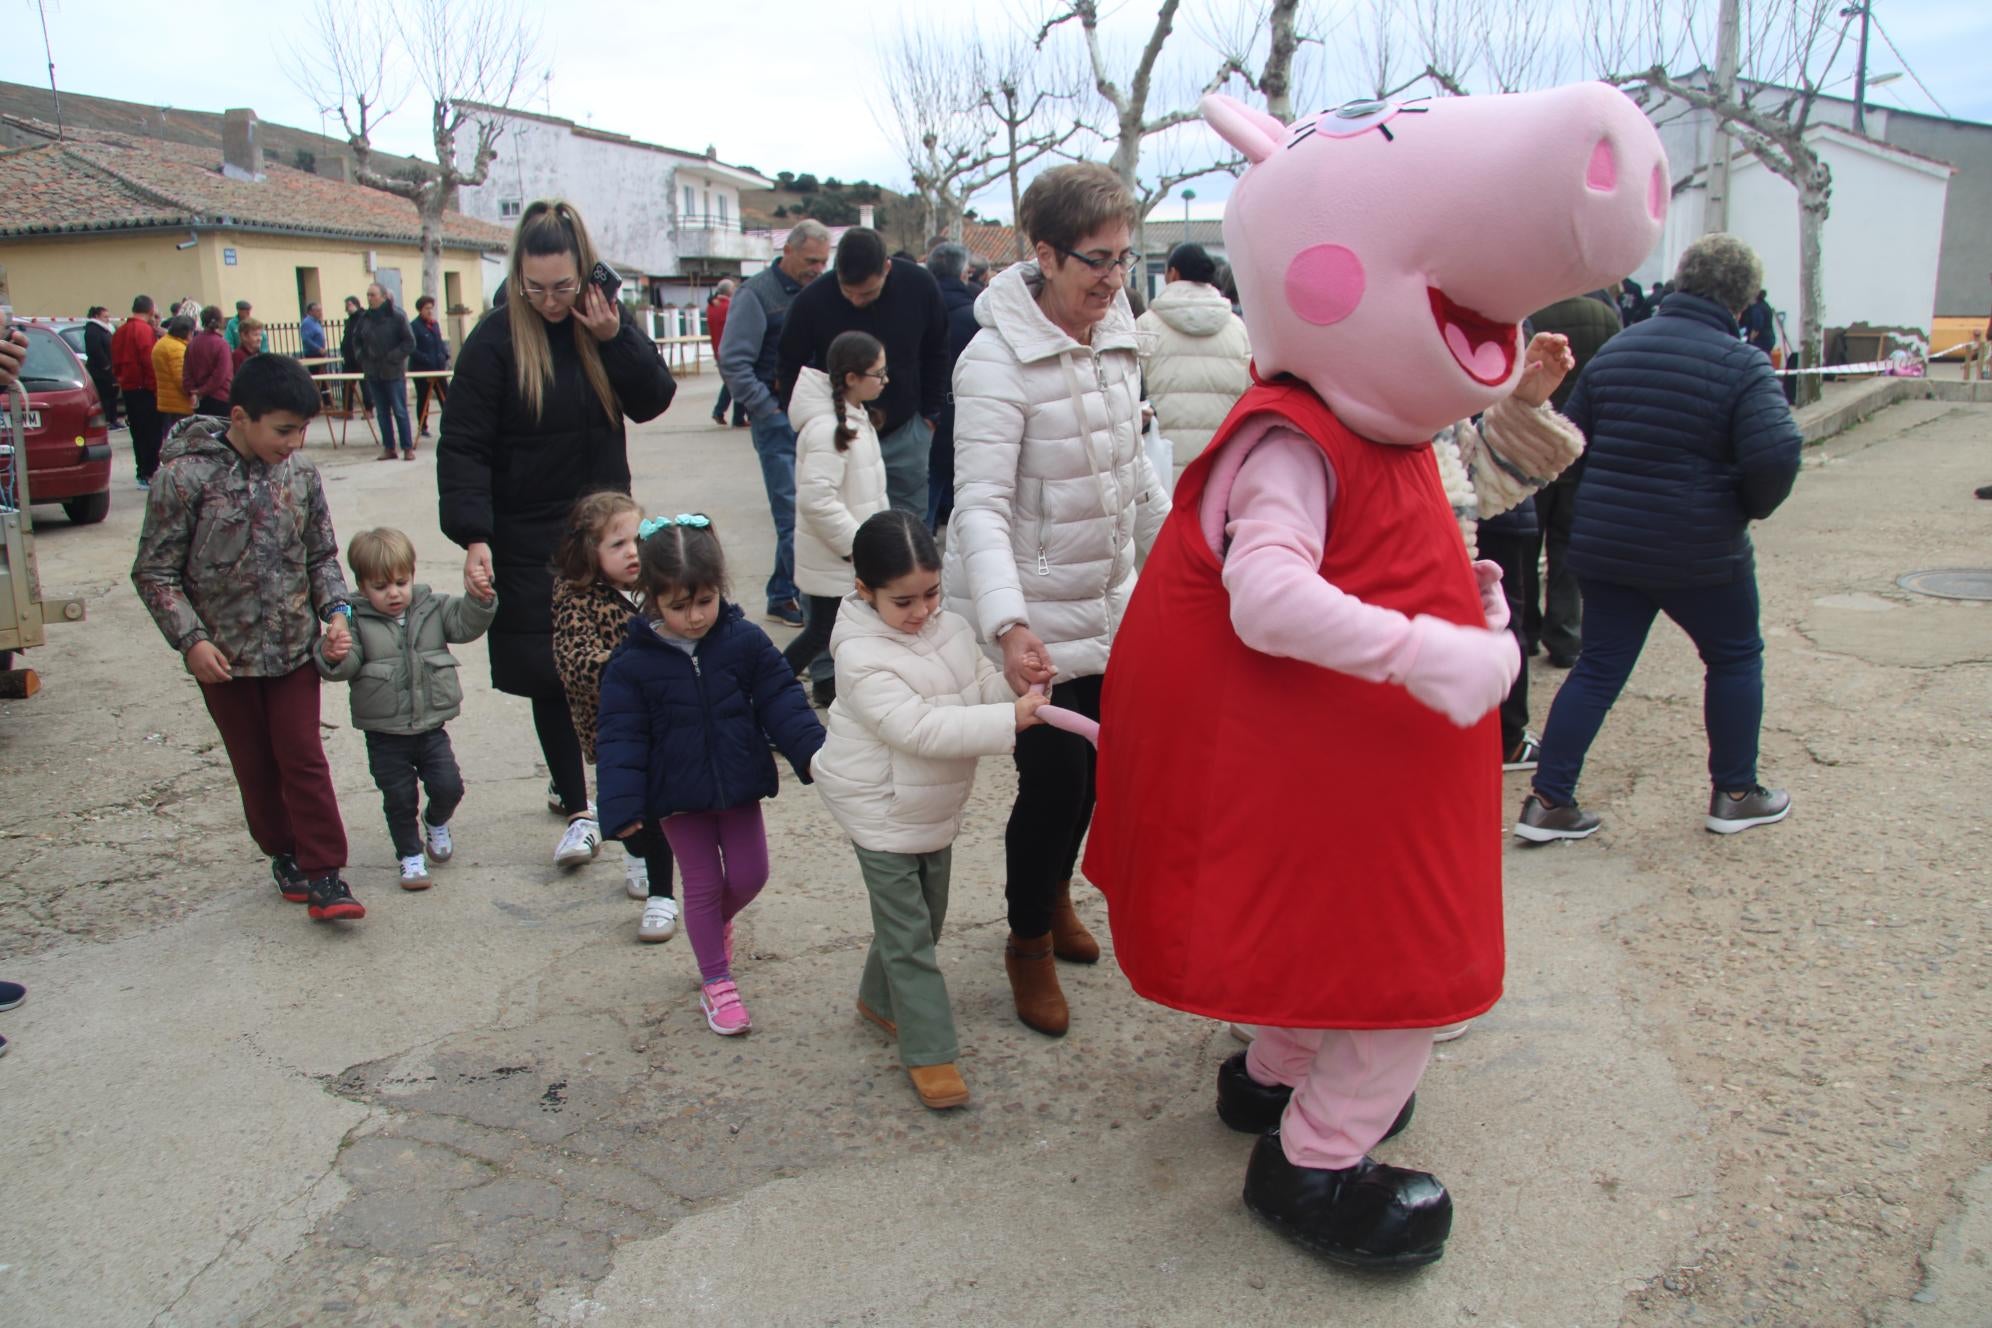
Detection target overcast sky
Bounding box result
[3,0,1984,220]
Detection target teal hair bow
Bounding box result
[638,513,711,539]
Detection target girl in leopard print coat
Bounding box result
[552,492,678,938]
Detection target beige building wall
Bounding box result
[0,230,489,330]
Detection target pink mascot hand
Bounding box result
[1400,615,1521,727]
[1472,560,1511,632]
[1030,684,1101,748]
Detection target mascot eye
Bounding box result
[1293,98,1405,143]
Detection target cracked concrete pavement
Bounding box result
[0,392,1986,1326]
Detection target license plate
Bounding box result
[18,410,40,431]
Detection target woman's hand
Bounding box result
[998,625,1054,695]
[1015,691,1050,731]
[575,286,621,343]
[1512,332,1575,408]
[465,542,494,599]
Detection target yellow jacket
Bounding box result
[152,335,193,414]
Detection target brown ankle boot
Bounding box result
[1048,880,1100,964]
[1005,932,1069,1036]
[907,1062,970,1109]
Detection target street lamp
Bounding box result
[1182,189,1195,249]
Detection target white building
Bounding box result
[454,102,774,309]
[1640,90,1958,337]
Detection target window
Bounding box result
[717,194,729,226]
[683,184,695,216]
[499,199,522,219]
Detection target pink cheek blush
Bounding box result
[1285,243,1366,326]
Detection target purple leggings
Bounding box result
[662,804,770,981]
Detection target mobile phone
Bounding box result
[590,261,622,301]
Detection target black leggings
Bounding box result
[1004,672,1103,938]
[531,692,590,818]
[780,594,842,678]
[621,821,677,899]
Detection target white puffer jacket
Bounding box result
[943,261,1171,683]
[791,366,889,598]
[1135,280,1252,466]
[810,595,1019,853]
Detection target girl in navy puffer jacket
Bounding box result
[597,516,824,1035]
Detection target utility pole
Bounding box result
[34,0,62,138]
[1846,2,1874,135]
[1704,0,1741,234]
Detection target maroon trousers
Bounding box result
[200,664,348,875]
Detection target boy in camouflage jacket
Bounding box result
[131,355,366,921]
[315,526,497,890]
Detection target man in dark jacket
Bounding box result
[777,226,950,519]
[1740,290,1776,355]
[1518,234,1803,845]
[924,241,982,529]
[1522,289,1623,666]
[718,220,832,627]
[359,283,416,460]
[83,306,120,427]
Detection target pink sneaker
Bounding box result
[700,978,752,1035]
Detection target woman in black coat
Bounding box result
[437,200,675,866]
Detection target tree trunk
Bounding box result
[1263,0,1302,121]
[1794,173,1828,407]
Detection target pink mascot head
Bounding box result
[1203,84,1668,445]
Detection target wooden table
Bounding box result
[308,371,453,448]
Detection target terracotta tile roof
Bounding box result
[961,222,1023,267]
[0,121,510,250]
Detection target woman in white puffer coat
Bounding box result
[940,163,1170,1038]
[1135,242,1252,468]
[781,334,890,682]
[813,511,1049,1111]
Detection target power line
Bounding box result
[1867,10,1952,119]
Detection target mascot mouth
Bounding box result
[1429,288,1519,386]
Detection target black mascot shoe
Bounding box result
[1241,1131,1452,1269]
[1215,1052,1415,1142]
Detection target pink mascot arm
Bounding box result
[1030,685,1101,747]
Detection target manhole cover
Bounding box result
[1897,569,1992,601]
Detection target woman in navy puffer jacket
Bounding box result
[1518,234,1803,845]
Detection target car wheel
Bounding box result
[63,491,110,525]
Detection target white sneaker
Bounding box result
[638,896,678,943]
[1228,1022,1258,1044]
[625,856,650,900]
[424,821,453,863]
[398,853,433,891]
[545,779,565,814]
[1432,1020,1473,1043]
[555,816,601,868]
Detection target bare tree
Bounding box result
[978,34,1093,259]
[290,0,535,304]
[1202,0,1332,121]
[871,23,1006,243]
[1035,0,1243,257]
[1593,0,1858,404]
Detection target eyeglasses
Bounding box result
[860,369,890,382]
[522,280,581,304]
[1057,246,1142,274]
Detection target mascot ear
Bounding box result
[1201,94,1286,165]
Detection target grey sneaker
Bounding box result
[1706,785,1791,835]
[1515,794,1602,843]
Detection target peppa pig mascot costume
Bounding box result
[1083,85,1666,1269]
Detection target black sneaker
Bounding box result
[1706,785,1791,835]
[1975,483,1992,500]
[1216,1051,1415,1140]
[0,980,25,1011]
[272,853,310,903]
[305,874,366,922]
[1514,793,1601,843]
[1502,735,1541,772]
[1242,1133,1452,1269]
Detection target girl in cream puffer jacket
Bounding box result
[1135,279,1252,467]
[812,511,1048,1110]
[941,261,1171,685]
[782,338,890,678]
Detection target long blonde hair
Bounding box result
[505,200,620,425]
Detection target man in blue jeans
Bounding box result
[1515,235,1803,844]
[717,220,832,628]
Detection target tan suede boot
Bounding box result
[907,1062,971,1110]
[856,998,897,1038]
[1005,932,1069,1036]
[1048,879,1100,964]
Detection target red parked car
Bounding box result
[11,322,112,524]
